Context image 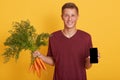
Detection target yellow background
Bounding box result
[0,0,120,80]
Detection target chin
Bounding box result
[66,25,75,29]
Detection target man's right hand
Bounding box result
[33,51,55,66]
[33,51,41,58]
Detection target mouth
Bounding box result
[67,21,73,25]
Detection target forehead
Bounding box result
[62,8,78,14]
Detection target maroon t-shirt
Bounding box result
[47,30,93,80]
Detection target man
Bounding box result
[33,2,93,80]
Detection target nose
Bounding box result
[68,16,72,21]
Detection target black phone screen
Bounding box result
[90,48,98,63]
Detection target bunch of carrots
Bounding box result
[29,57,46,77]
[2,20,49,78]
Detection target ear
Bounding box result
[77,14,79,20]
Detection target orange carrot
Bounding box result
[39,58,47,70]
[36,58,43,70]
[35,60,41,78]
[32,64,35,74]
[29,57,46,78]
[29,64,35,74]
[34,60,40,76]
[29,64,33,72]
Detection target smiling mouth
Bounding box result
[67,22,73,25]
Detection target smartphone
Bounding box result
[90,48,98,63]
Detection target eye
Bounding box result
[64,14,69,17]
[71,14,75,17]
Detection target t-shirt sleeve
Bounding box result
[85,35,93,58]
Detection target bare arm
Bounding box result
[85,56,92,69]
[33,51,55,66]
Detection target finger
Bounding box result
[33,53,37,57]
[34,51,41,57]
[98,53,101,59]
[35,51,40,54]
[33,52,38,57]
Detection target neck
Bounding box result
[62,28,77,38]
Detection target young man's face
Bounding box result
[62,8,79,29]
